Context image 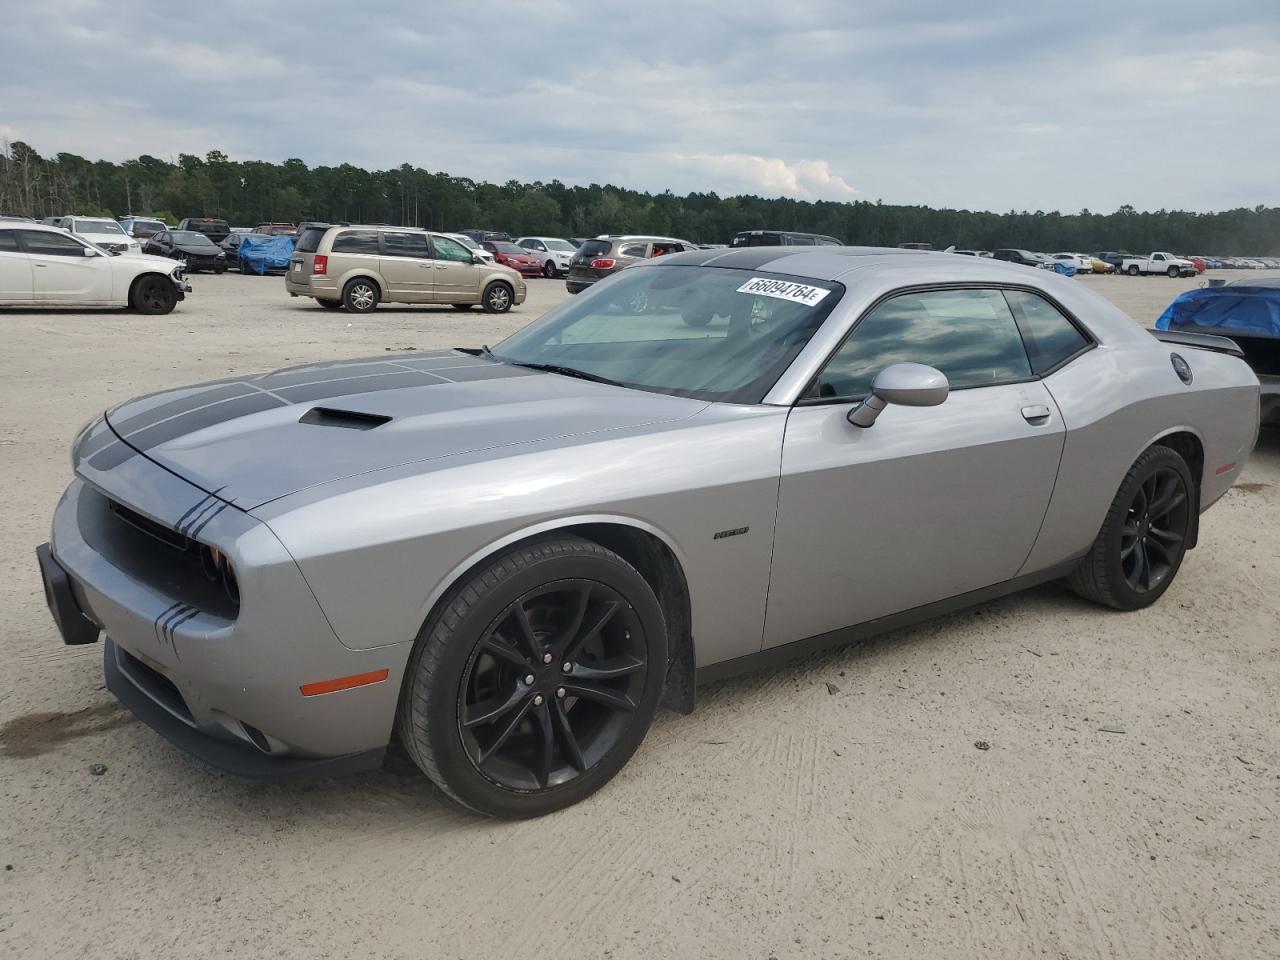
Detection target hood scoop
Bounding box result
[298,407,392,431]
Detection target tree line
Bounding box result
[2,140,1276,254]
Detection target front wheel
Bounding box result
[542,260,558,278]
[397,536,667,818]
[1068,444,1195,610]
[1167,266,1179,278]
[342,278,380,313]
[130,276,177,315]
[482,281,513,313]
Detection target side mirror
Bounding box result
[847,363,949,428]
[83,247,98,257]
[472,253,486,265]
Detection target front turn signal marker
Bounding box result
[300,669,389,697]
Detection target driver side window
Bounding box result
[431,235,474,263]
[814,288,1032,399]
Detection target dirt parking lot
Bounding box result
[1,268,1277,959]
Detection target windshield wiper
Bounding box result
[505,361,624,387]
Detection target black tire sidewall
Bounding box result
[411,543,667,818]
[482,281,513,313]
[1099,447,1195,609]
[343,278,379,312]
[133,277,175,315]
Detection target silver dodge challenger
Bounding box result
[38,247,1260,817]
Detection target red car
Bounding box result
[1185,256,1208,274]
[481,241,543,277]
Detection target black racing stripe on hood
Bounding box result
[106,355,546,453]
[109,383,258,437]
[428,363,541,382]
[126,393,286,451]
[272,370,448,404]
[88,438,139,471]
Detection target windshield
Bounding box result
[492,265,842,403]
[491,242,525,255]
[545,239,576,252]
[74,219,125,235]
[172,231,218,246]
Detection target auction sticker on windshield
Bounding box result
[736,277,831,306]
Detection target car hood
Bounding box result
[100,351,707,510]
[112,251,181,270]
[174,243,223,256]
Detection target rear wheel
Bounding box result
[482,281,513,313]
[1127,264,1140,276]
[342,278,379,313]
[397,536,667,818]
[1068,445,1195,610]
[130,276,177,315]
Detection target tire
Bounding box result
[342,277,379,313]
[452,304,474,312]
[1167,266,1179,278]
[482,281,513,313]
[542,260,557,279]
[317,299,342,310]
[1127,265,1140,276]
[1068,444,1196,611]
[130,276,177,315]
[397,536,667,818]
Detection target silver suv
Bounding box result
[286,225,527,313]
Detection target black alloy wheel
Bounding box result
[397,536,667,817]
[1119,466,1190,595]
[458,579,648,792]
[1068,444,1195,610]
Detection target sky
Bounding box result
[1,0,1277,213]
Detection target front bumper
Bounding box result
[40,437,406,779]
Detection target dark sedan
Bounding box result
[481,241,544,277]
[218,232,269,270]
[144,230,228,273]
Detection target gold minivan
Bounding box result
[286,225,527,313]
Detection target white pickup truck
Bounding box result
[1119,251,1197,278]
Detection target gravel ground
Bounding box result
[1,268,1277,959]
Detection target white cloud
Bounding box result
[671,154,858,200]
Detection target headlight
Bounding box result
[199,543,240,605]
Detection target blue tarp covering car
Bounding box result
[1155,278,1280,425]
[1052,261,1077,277]
[238,234,295,275]
[1155,281,1280,338]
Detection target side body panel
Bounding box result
[765,382,1065,648]
[0,246,33,300]
[1020,342,1259,573]
[259,406,789,666]
[32,251,114,302]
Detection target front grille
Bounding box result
[78,487,240,620]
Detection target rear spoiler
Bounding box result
[1147,329,1245,359]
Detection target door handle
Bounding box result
[1021,404,1051,424]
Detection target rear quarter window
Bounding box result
[331,231,379,254]
[295,227,327,253]
[1003,290,1092,374]
[577,240,611,258]
[618,243,648,258]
